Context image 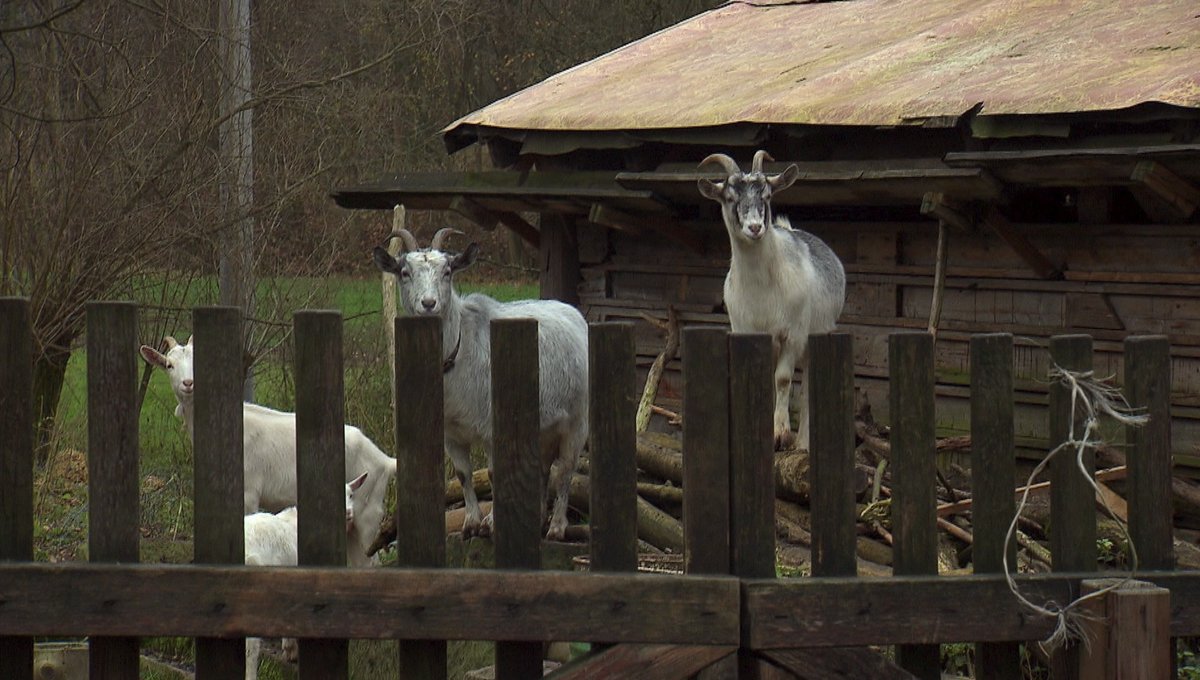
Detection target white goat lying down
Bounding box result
[699,150,846,450]
[243,472,367,680]
[373,228,589,541]
[139,336,396,565]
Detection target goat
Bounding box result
[372,228,589,541]
[139,337,394,566]
[698,150,846,450]
[243,472,367,679]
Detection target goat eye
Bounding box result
[442,269,451,279]
[400,270,411,279]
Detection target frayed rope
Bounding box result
[1001,365,1149,654]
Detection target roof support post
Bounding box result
[980,208,1063,280]
[540,213,581,305]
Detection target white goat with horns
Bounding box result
[372,227,589,541]
[698,150,846,450]
[139,337,396,566]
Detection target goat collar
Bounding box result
[442,330,462,374]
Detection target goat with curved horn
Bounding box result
[696,148,846,451]
[752,149,774,174]
[430,227,464,252]
[383,229,419,253]
[699,153,742,176]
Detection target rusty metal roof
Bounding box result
[444,0,1200,148]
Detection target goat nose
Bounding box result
[182,379,193,388]
[747,223,763,236]
[421,298,436,311]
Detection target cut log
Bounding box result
[635,306,680,433]
[569,474,685,553]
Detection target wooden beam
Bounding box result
[919,192,974,232]
[589,203,706,254]
[743,572,1200,649]
[545,644,737,680]
[980,209,1063,280]
[0,564,740,644]
[1078,579,1172,680]
[1131,160,1199,220]
[450,196,541,248]
[759,648,919,680]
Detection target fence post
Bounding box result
[86,302,141,680]
[1048,335,1095,680]
[492,318,545,679]
[809,332,857,577]
[589,322,638,574]
[394,316,447,680]
[970,333,1021,680]
[889,332,940,680]
[729,333,775,679]
[1077,579,1171,678]
[295,310,349,679]
[0,298,34,678]
[1124,336,1173,570]
[192,307,246,679]
[683,327,731,576]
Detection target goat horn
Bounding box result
[698,153,742,177]
[752,150,774,174]
[383,229,418,253]
[162,336,178,351]
[430,227,464,252]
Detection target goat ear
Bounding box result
[372,246,401,274]
[697,178,724,201]
[769,164,800,193]
[139,345,168,369]
[349,471,368,491]
[452,243,480,272]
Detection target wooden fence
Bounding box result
[1,296,1199,680]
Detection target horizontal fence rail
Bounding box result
[0,296,1195,680]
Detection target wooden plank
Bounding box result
[491,318,545,680]
[759,648,919,680]
[887,332,939,679]
[589,323,639,573]
[936,466,1128,517]
[541,213,581,305]
[590,203,706,254]
[496,210,542,249]
[1124,336,1174,570]
[742,572,1200,648]
[86,302,141,680]
[547,644,737,680]
[192,307,247,679]
[809,333,857,577]
[1078,579,1172,680]
[728,333,776,679]
[394,316,447,680]
[1048,334,1095,680]
[682,328,731,576]
[1131,160,1199,219]
[0,298,33,680]
[1048,335,1097,572]
[969,333,1020,680]
[0,565,741,644]
[919,192,974,232]
[294,310,348,680]
[728,333,776,580]
[981,210,1062,280]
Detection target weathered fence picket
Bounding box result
[86,302,142,680]
[2,298,1198,679]
[0,298,34,679]
[192,306,247,679]
[491,318,545,679]
[889,332,941,680]
[970,333,1021,680]
[295,310,350,679]
[393,315,447,680]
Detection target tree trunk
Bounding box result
[32,341,72,466]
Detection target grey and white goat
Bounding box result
[373,228,589,541]
[698,150,846,450]
[139,337,395,566]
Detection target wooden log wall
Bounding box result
[577,220,1200,471]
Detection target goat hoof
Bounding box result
[478,514,494,538]
[773,429,796,452]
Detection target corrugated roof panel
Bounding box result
[445,0,1200,136]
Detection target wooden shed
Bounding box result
[335,0,1200,469]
